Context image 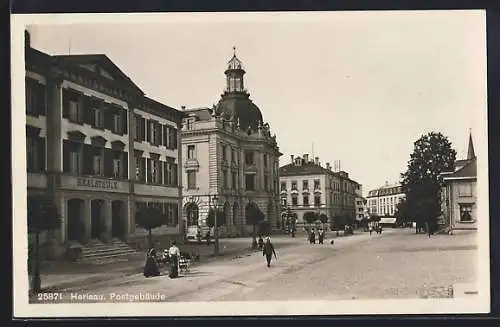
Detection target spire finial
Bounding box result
[233,46,236,56]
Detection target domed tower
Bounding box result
[215,47,264,132]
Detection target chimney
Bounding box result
[326,162,331,170]
[25,30,31,49]
[303,154,309,163]
[315,157,319,165]
[290,155,294,163]
[181,105,186,110]
[385,181,389,186]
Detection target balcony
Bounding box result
[135,183,180,197]
[184,158,200,171]
[27,172,48,189]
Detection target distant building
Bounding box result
[366,182,405,217]
[440,133,477,231]
[180,49,282,238]
[279,154,360,229]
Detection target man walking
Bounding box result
[263,236,277,267]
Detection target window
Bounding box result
[245,151,254,165]
[113,113,122,134]
[187,145,195,159]
[135,156,143,181]
[26,78,46,115]
[232,149,237,163]
[151,160,161,184]
[291,181,297,190]
[69,101,80,122]
[93,154,102,175]
[135,115,145,141]
[458,184,473,197]
[292,196,298,206]
[281,182,287,191]
[69,149,81,174]
[222,170,228,188]
[113,157,121,178]
[93,108,104,128]
[26,137,38,172]
[459,204,473,222]
[303,196,309,207]
[303,180,309,190]
[314,179,320,190]
[232,171,237,189]
[264,175,269,191]
[314,196,321,207]
[222,144,227,161]
[187,171,197,189]
[186,119,194,130]
[245,174,255,191]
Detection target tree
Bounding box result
[259,220,271,235]
[206,208,226,228]
[27,196,61,293]
[135,206,165,249]
[245,203,265,248]
[394,198,410,227]
[401,132,456,234]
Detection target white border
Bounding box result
[11,11,490,317]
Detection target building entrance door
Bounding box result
[111,200,125,238]
[91,199,105,239]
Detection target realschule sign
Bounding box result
[77,177,119,190]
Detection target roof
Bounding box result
[53,54,144,95]
[279,162,330,177]
[367,184,403,198]
[142,96,185,121]
[215,92,263,132]
[443,158,477,179]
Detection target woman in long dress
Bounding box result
[143,248,160,278]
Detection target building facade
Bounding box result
[180,49,282,238]
[440,133,477,230]
[279,154,360,229]
[366,182,405,217]
[25,31,184,245]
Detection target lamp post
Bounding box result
[211,195,220,256]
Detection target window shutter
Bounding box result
[38,84,47,115]
[163,161,170,185]
[82,144,92,174]
[160,124,165,146]
[146,120,151,143]
[82,96,92,125]
[62,89,70,118]
[173,203,178,226]
[37,137,46,172]
[173,163,178,186]
[159,161,164,185]
[122,152,128,179]
[172,128,178,150]
[155,122,160,146]
[122,109,128,135]
[163,125,170,149]
[104,148,113,177]
[146,158,152,183]
[63,141,70,172]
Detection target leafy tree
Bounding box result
[303,211,318,225]
[319,213,328,230]
[369,213,380,222]
[135,206,165,249]
[206,208,226,228]
[401,132,456,234]
[27,196,61,293]
[245,203,265,248]
[394,198,410,227]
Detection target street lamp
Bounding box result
[210,195,220,256]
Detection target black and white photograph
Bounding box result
[12,10,489,317]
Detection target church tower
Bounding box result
[224,47,246,94]
[467,131,476,160]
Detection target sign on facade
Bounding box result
[76,177,118,190]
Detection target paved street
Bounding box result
[31,229,477,303]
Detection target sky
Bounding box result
[25,11,486,195]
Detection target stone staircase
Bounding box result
[79,238,139,264]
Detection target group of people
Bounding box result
[143,241,182,279]
[308,228,326,244]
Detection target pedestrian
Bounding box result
[262,236,277,267]
[258,235,264,250]
[369,225,373,235]
[168,241,181,278]
[143,247,160,278]
[318,229,324,244]
[310,229,316,244]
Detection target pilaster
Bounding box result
[83,199,91,242]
